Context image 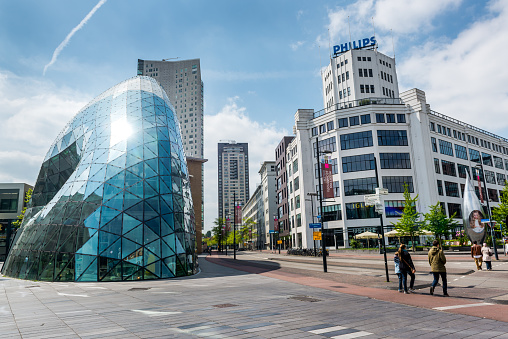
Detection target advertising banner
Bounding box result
[321,161,334,199]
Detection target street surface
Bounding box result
[0,250,507,338]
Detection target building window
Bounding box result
[457,164,469,179]
[439,140,454,156]
[293,159,298,172]
[430,122,435,131]
[370,85,375,93]
[360,114,371,124]
[382,176,414,193]
[386,114,395,123]
[396,114,406,123]
[0,189,19,212]
[314,136,337,156]
[369,69,373,77]
[343,177,377,196]
[319,124,326,134]
[295,195,300,208]
[385,200,407,218]
[346,202,378,219]
[437,180,443,195]
[488,188,499,202]
[441,160,456,176]
[327,121,334,131]
[340,131,373,150]
[496,172,506,186]
[377,130,408,146]
[447,203,462,218]
[360,85,365,93]
[333,181,341,197]
[444,181,459,197]
[482,153,493,166]
[311,127,318,136]
[296,213,301,227]
[484,170,496,184]
[494,156,504,170]
[376,113,385,123]
[455,145,468,160]
[469,149,481,163]
[379,153,411,169]
[314,159,338,178]
[321,204,342,222]
[349,116,360,126]
[338,118,348,128]
[342,153,375,173]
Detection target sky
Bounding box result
[2,0,508,232]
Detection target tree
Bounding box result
[205,230,211,238]
[243,217,256,249]
[493,182,508,237]
[423,202,458,243]
[212,218,225,251]
[391,183,422,252]
[12,188,33,229]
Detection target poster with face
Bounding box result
[463,173,486,244]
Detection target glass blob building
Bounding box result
[1,76,196,281]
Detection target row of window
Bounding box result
[431,138,508,170]
[342,153,411,173]
[312,114,406,138]
[359,85,375,94]
[430,122,508,156]
[382,87,395,98]
[343,176,413,196]
[340,130,408,150]
[434,158,507,185]
[358,68,373,77]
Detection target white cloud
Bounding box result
[0,70,89,183]
[203,97,289,231]
[290,41,305,51]
[398,0,508,133]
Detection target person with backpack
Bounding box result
[428,240,448,296]
[397,244,416,294]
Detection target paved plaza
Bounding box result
[1,251,508,338]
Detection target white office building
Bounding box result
[259,161,277,248]
[287,47,508,249]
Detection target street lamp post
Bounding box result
[475,160,499,260]
[374,157,390,282]
[316,140,329,273]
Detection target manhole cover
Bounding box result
[25,285,40,288]
[288,295,320,302]
[213,303,238,308]
[128,287,151,291]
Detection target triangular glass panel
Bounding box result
[104,192,124,211]
[99,231,120,255]
[84,180,101,199]
[160,216,173,236]
[143,224,158,245]
[144,182,157,199]
[125,170,141,187]
[128,162,144,178]
[109,154,126,168]
[175,236,186,254]
[107,149,124,163]
[84,207,101,229]
[101,213,122,235]
[145,239,161,258]
[76,231,98,255]
[163,255,176,276]
[143,248,158,266]
[100,206,121,228]
[126,180,143,198]
[122,238,141,260]
[160,261,175,278]
[103,183,122,202]
[122,213,141,234]
[124,201,143,221]
[144,158,158,173]
[123,224,143,245]
[75,255,97,281]
[145,216,160,236]
[161,238,175,258]
[105,164,123,181]
[100,237,122,259]
[160,197,173,216]
[143,201,158,220]
[126,153,142,168]
[107,170,125,188]
[144,163,157,178]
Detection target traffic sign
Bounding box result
[277,240,282,244]
[481,219,490,223]
[376,188,389,195]
[269,230,279,234]
[364,194,380,206]
[313,232,322,241]
[309,223,322,228]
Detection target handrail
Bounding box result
[314,97,403,118]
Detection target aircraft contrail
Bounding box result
[43,0,107,75]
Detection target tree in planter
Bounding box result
[492,182,508,238]
[423,202,458,244]
[391,183,422,252]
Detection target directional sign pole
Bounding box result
[374,157,390,282]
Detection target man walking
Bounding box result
[429,240,448,296]
[471,240,483,270]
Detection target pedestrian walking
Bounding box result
[481,243,493,270]
[471,240,483,270]
[394,252,403,293]
[428,240,448,296]
[397,244,416,294]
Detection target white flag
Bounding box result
[463,171,486,244]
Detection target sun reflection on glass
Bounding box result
[110,118,133,144]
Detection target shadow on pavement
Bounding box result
[191,253,282,279]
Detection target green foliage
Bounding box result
[11,188,33,229]
[205,230,211,238]
[212,218,225,250]
[391,183,422,251]
[349,238,362,249]
[492,182,508,237]
[423,202,458,243]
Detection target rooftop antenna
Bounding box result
[371,17,377,52]
[328,28,332,59]
[348,16,352,50]
[391,29,396,60]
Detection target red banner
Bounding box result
[274,217,279,232]
[235,204,242,225]
[322,162,334,199]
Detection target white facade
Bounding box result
[259,161,277,248]
[242,184,264,249]
[287,49,508,249]
[322,49,399,110]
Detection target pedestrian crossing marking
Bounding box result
[433,302,494,311]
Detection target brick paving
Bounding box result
[0,252,507,338]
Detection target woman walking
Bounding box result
[482,243,493,270]
[398,244,416,294]
[394,252,403,292]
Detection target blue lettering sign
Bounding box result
[333,36,376,55]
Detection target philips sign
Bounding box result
[333,36,376,55]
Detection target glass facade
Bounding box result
[340,131,373,150]
[377,130,408,146]
[1,76,196,282]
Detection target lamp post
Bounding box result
[374,156,390,282]
[233,192,237,260]
[475,160,499,260]
[307,192,318,256]
[225,216,229,256]
[316,140,330,273]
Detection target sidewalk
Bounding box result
[208,251,508,323]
